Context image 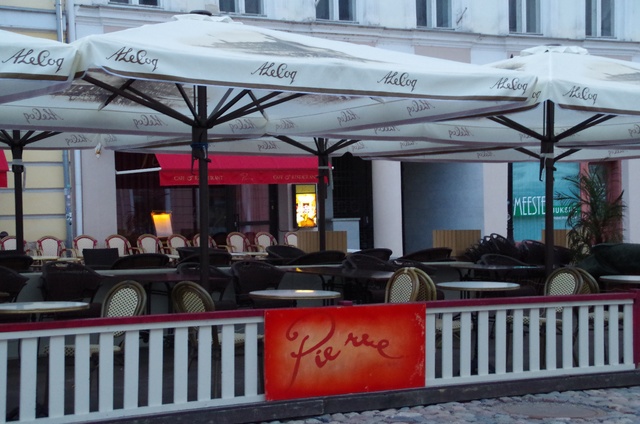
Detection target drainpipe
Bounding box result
[55,0,74,249]
[66,1,83,238]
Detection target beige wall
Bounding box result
[0,150,68,243]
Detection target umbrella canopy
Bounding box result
[354,45,640,274]
[0,29,78,104]
[0,13,537,284]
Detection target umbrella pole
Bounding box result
[10,138,24,255]
[194,85,210,287]
[543,101,555,277]
[317,154,328,251]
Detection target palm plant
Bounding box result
[555,167,625,262]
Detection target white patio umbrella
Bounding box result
[341,45,640,274]
[0,29,78,104]
[0,30,80,252]
[1,12,538,283]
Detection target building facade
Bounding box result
[1,0,639,255]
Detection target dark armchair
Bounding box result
[230,260,292,309]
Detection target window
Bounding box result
[110,0,159,5]
[220,0,263,15]
[416,0,452,28]
[509,0,540,33]
[586,0,614,37]
[316,0,355,22]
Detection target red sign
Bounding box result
[264,304,425,401]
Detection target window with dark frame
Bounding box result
[416,0,452,28]
[586,0,614,37]
[316,0,355,22]
[509,0,540,34]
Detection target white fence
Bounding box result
[0,292,637,423]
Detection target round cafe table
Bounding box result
[0,301,90,321]
[436,281,521,299]
[250,289,342,306]
[599,275,640,291]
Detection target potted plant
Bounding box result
[555,167,626,263]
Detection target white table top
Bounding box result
[0,301,89,314]
[436,281,521,292]
[249,289,342,300]
[599,275,640,284]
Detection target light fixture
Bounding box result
[151,211,173,237]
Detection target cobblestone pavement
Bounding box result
[262,386,640,423]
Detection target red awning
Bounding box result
[0,151,8,188]
[156,154,319,186]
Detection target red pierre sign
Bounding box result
[264,303,425,400]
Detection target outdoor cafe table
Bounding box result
[599,275,640,291]
[249,289,342,306]
[436,281,521,299]
[447,263,544,282]
[280,265,395,302]
[0,301,90,321]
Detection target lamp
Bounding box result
[151,211,173,237]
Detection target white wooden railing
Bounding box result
[0,292,637,423]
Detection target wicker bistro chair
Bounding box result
[384,268,420,303]
[176,263,238,310]
[42,280,146,396]
[507,267,584,367]
[411,267,464,343]
[171,280,263,394]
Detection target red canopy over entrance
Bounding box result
[0,151,8,188]
[155,154,318,186]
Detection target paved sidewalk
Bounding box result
[263,386,640,423]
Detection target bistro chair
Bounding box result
[353,248,393,261]
[226,232,259,253]
[40,260,104,319]
[82,248,120,270]
[264,244,305,265]
[137,233,165,254]
[0,265,29,323]
[105,234,137,256]
[254,231,278,251]
[384,267,420,303]
[177,249,232,267]
[411,267,462,344]
[343,253,398,303]
[507,267,584,367]
[283,231,298,247]
[170,280,262,395]
[192,233,215,249]
[478,253,542,295]
[72,234,98,258]
[0,254,33,272]
[398,247,453,262]
[176,263,237,310]
[285,250,346,266]
[230,260,293,309]
[0,265,28,302]
[36,235,71,258]
[42,280,147,395]
[0,235,30,254]
[166,234,191,255]
[111,253,170,269]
